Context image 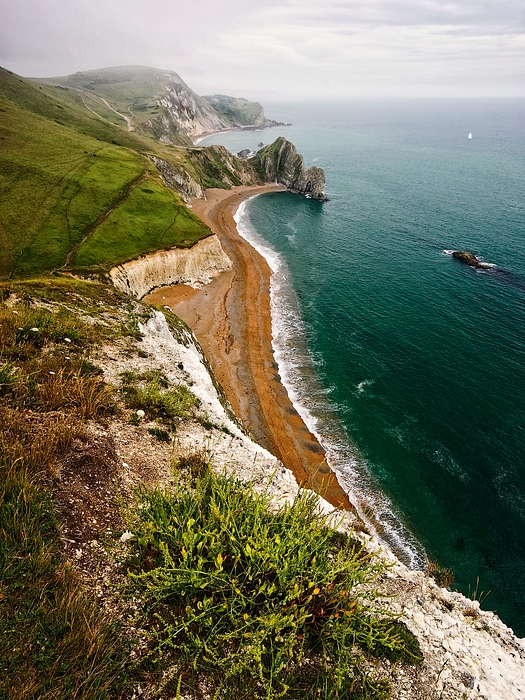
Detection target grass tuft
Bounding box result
[124,468,421,699]
[172,449,211,482]
[120,368,200,428]
[426,560,454,589]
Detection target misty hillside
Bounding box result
[0,66,274,280]
[34,65,281,145]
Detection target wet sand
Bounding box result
[145,185,352,510]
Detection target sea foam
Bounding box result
[234,198,426,569]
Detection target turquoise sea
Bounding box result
[198,99,525,636]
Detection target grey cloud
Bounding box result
[1,0,523,97]
[283,0,521,30]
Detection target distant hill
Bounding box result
[0,64,318,282]
[203,94,284,129]
[0,66,266,279]
[35,66,283,145]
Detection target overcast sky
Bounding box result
[1,0,523,100]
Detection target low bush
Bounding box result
[172,450,211,481]
[148,426,171,443]
[426,560,454,588]
[125,468,422,699]
[120,369,200,427]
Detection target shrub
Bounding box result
[125,470,421,699]
[172,449,211,481]
[0,360,20,396]
[426,559,454,588]
[120,369,200,427]
[148,426,171,443]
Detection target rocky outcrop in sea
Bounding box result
[250,137,327,201]
[452,251,493,269]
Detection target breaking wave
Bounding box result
[234,198,426,569]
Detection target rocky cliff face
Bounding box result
[109,235,232,299]
[38,66,282,146]
[151,147,264,202]
[140,73,230,144]
[203,94,284,129]
[150,139,327,204]
[250,137,327,201]
[149,156,205,201]
[186,145,264,188]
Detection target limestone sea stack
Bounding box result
[250,137,327,201]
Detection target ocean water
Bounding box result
[198,99,525,636]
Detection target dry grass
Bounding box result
[32,367,116,418]
[0,403,79,477]
[0,291,129,699]
[425,560,454,589]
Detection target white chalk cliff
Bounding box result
[109,235,231,299]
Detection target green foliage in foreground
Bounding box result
[126,468,422,699]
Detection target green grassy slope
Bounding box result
[1,68,156,150]
[72,178,208,268]
[39,66,173,127]
[0,67,211,279]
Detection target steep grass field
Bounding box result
[0,67,212,279]
[39,66,172,129]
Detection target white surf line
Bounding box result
[233,197,425,569]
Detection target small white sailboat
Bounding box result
[468,132,472,139]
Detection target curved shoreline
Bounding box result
[145,185,352,510]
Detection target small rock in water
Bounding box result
[452,250,491,269]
